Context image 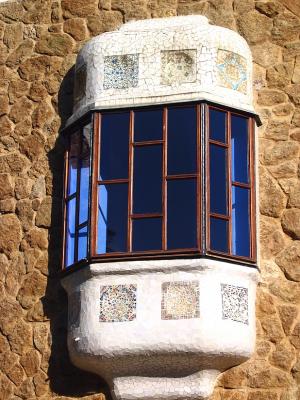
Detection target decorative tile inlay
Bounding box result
[68,291,81,328]
[221,284,248,324]
[216,50,247,93]
[161,50,197,85]
[74,64,87,103]
[161,281,199,320]
[103,54,139,90]
[100,284,137,322]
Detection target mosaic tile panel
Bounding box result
[216,50,247,94]
[161,281,199,320]
[100,284,137,322]
[103,54,139,90]
[68,291,81,328]
[74,64,87,103]
[161,50,197,85]
[221,284,248,324]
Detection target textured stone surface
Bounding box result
[0,2,297,400]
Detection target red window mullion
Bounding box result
[127,111,134,252]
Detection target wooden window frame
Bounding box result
[62,102,257,271]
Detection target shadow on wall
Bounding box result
[43,65,112,398]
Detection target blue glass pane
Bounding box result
[232,186,250,257]
[210,144,228,215]
[210,217,228,253]
[167,106,197,175]
[134,109,163,142]
[209,109,227,143]
[97,184,128,253]
[100,113,129,180]
[78,225,88,261]
[79,156,90,225]
[132,218,162,251]
[231,115,249,184]
[66,197,76,267]
[167,179,197,249]
[133,145,162,213]
[68,131,80,196]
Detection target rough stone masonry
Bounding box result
[0,1,299,399]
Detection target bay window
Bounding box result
[63,102,256,269]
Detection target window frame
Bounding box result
[62,101,257,271]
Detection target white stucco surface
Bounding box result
[68,15,254,125]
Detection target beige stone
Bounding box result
[255,340,273,360]
[63,18,88,41]
[30,176,46,199]
[255,1,284,17]
[14,177,32,200]
[19,55,62,82]
[112,0,150,20]
[290,128,300,141]
[15,377,36,399]
[23,227,48,250]
[0,173,13,200]
[0,94,9,116]
[6,39,35,68]
[32,101,54,129]
[33,323,50,353]
[0,349,18,374]
[0,374,14,400]
[272,103,294,117]
[202,0,236,30]
[8,78,30,103]
[266,62,294,89]
[0,300,23,336]
[259,216,286,259]
[27,300,49,322]
[237,10,272,44]
[21,0,52,24]
[291,108,300,128]
[62,0,98,17]
[35,33,74,57]
[35,197,52,228]
[278,305,298,336]
[3,23,23,49]
[0,214,22,254]
[265,120,290,141]
[283,41,300,62]
[20,349,40,377]
[269,279,300,304]
[247,362,292,387]
[0,115,13,137]
[272,12,300,45]
[262,141,299,165]
[281,209,300,240]
[218,365,247,389]
[7,363,25,386]
[16,199,34,232]
[260,315,285,343]
[17,270,47,309]
[0,198,16,213]
[269,340,296,371]
[268,160,298,179]
[257,90,287,106]
[259,168,286,217]
[0,152,31,174]
[290,323,300,349]
[248,391,280,400]
[288,182,300,207]
[256,289,277,317]
[33,371,49,396]
[276,242,300,281]
[285,84,300,106]
[87,11,123,36]
[292,360,300,383]
[9,96,34,124]
[8,318,33,356]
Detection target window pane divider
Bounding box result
[77,221,88,230]
[127,111,134,252]
[210,212,230,220]
[131,213,163,219]
[232,181,251,188]
[228,111,232,255]
[65,192,77,202]
[97,178,129,185]
[208,139,229,148]
[166,174,197,180]
[196,104,201,250]
[74,127,83,262]
[133,140,163,146]
[162,107,167,250]
[90,113,100,257]
[250,118,256,260]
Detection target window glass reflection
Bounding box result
[210,217,228,253]
[210,144,228,215]
[231,115,249,184]
[209,109,227,143]
[68,131,80,196]
[167,179,197,249]
[134,109,163,142]
[133,145,162,213]
[168,106,197,174]
[78,225,88,261]
[66,197,76,267]
[100,113,129,180]
[97,184,128,253]
[132,218,162,251]
[232,186,250,257]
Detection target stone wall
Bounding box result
[0,1,299,400]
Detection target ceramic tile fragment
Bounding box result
[161,281,199,320]
[216,49,247,93]
[161,50,197,85]
[221,283,248,324]
[100,284,137,322]
[103,54,139,90]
